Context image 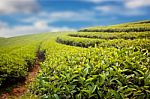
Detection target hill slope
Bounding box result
[0,20,150,99]
[79,20,150,32]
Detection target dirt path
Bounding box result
[0,55,41,99]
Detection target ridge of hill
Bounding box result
[79,20,150,32]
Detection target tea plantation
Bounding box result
[0,20,150,99]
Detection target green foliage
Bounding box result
[0,33,54,87]
[0,44,36,85]
[0,20,150,99]
[56,36,150,50]
[30,42,150,99]
[79,21,150,32]
[30,20,150,98]
[69,32,150,40]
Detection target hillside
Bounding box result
[0,20,150,99]
[79,20,150,32]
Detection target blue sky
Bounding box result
[0,0,150,37]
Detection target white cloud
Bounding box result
[82,0,150,9]
[22,10,96,24]
[34,21,48,28]
[49,11,87,20]
[124,0,150,9]
[0,10,95,37]
[48,11,95,21]
[0,0,39,14]
[0,21,76,37]
[94,5,146,16]
[95,6,114,12]
[122,9,146,16]
[82,0,104,3]
[0,21,8,29]
[87,0,149,16]
[82,0,121,3]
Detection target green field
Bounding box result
[0,20,150,99]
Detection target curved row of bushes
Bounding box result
[56,36,150,50]
[79,21,150,32]
[69,32,150,40]
[30,39,150,99]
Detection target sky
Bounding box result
[0,0,150,37]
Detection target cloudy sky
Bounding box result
[0,0,150,37]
